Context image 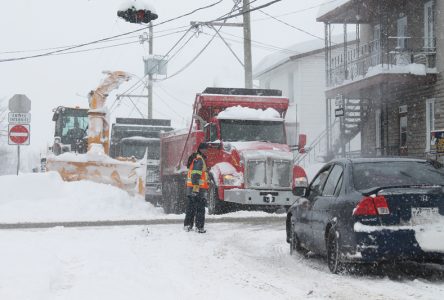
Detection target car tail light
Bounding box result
[353,195,390,216]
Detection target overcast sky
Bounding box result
[0,0,328,151]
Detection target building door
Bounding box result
[424,1,435,50]
[375,108,382,156]
[426,99,435,153]
[397,16,408,49]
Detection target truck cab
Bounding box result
[160,87,307,214]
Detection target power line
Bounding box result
[252,0,342,22]
[0,28,189,55]
[213,0,282,22]
[109,26,195,112]
[0,0,224,63]
[257,8,325,41]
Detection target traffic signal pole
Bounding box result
[148,22,154,119]
[243,0,253,89]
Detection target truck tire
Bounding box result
[161,180,172,214]
[208,179,225,215]
[172,177,186,214]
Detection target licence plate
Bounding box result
[411,207,439,225]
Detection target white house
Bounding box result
[254,36,355,147]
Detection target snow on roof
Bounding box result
[118,0,157,13]
[254,33,356,77]
[365,63,427,77]
[317,0,351,18]
[217,106,283,121]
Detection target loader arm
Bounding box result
[47,71,147,197]
[88,71,131,154]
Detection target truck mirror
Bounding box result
[298,134,307,153]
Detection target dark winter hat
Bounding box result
[198,143,209,151]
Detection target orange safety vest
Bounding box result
[186,154,209,190]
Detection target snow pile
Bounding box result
[366,63,427,78]
[48,144,140,165]
[0,172,163,223]
[217,106,282,121]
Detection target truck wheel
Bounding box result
[162,181,172,214]
[208,179,224,215]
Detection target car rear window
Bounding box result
[353,161,444,191]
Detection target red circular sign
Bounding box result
[9,125,29,144]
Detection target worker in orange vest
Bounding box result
[184,143,209,233]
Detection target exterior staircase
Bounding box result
[295,98,369,167]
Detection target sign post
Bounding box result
[8,94,31,175]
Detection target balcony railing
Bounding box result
[327,38,436,87]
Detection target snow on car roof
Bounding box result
[216,106,283,121]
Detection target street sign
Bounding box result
[431,130,444,154]
[8,124,30,145]
[8,112,31,124]
[8,94,31,113]
[335,108,345,117]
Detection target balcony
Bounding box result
[326,37,437,98]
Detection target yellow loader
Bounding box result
[46,71,146,196]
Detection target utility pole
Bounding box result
[148,22,154,119]
[243,0,253,89]
[191,0,253,89]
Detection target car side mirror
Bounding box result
[293,187,307,197]
[293,176,308,197]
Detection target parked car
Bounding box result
[286,158,444,274]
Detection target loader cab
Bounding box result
[52,106,88,154]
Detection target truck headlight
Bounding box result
[223,174,242,186]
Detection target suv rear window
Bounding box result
[353,161,444,191]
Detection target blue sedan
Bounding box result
[286,158,444,273]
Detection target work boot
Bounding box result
[197,228,206,234]
[184,226,193,232]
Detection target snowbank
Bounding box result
[0,172,163,223]
[0,172,286,223]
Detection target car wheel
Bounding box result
[327,227,345,274]
[290,223,307,255]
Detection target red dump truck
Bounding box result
[160,87,307,214]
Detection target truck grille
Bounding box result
[245,159,292,189]
[146,165,160,183]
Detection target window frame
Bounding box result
[322,164,344,197]
[426,98,435,152]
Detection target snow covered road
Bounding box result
[1,223,443,300]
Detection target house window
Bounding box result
[397,16,408,49]
[400,114,408,149]
[426,99,435,152]
[424,1,435,50]
[375,108,382,156]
